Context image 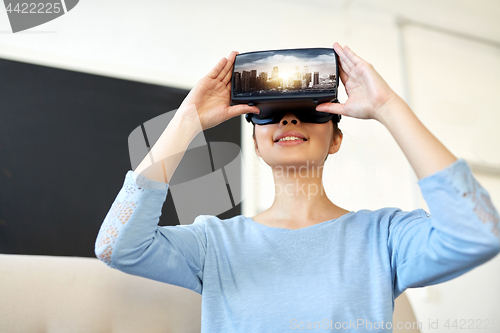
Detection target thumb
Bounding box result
[228,104,260,118]
[316,102,345,115]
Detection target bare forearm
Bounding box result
[134,109,202,183]
[376,96,458,180]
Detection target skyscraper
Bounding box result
[242,70,251,91]
[305,72,312,87]
[258,72,268,90]
[250,70,257,90]
[313,72,319,86]
[233,72,241,93]
[271,66,279,79]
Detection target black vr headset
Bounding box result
[230,47,341,125]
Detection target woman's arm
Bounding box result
[95,51,260,291]
[317,43,457,179]
[388,157,500,298]
[317,43,500,297]
[95,171,208,294]
[374,91,458,180]
[319,43,499,239]
[134,51,259,184]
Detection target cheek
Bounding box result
[255,126,275,145]
[311,125,333,143]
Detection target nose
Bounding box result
[279,113,300,126]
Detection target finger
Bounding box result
[335,50,352,76]
[334,43,355,72]
[337,51,359,81]
[206,57,228,79]
[315,102,345,116]
[338,60,349,85]
[338,56,352,75]
[218,51,238,84]
[227,104,260,118]
[342,45,364,65]
[339,56,359,82]
[222,65,234,86]
[222,51,240,86]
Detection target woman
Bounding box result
[95,43,500,332]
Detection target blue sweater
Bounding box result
[95,158,500,332]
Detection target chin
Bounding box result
[267,157,322,168]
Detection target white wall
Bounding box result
[1,1,499,332]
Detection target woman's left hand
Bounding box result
[316,42,402,122]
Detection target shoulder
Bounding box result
[183,215,259,245]
[168,215,248,245]
[349,207,429,229]
[347,208,430,252]
[183,214,248,229]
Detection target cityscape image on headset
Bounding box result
[232,48,337,98]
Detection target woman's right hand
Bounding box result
[177,51,260,131]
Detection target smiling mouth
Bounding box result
[274,137,308,143]
[274,139,308,147]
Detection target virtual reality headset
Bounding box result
[230,47,341,125]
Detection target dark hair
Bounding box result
[252,119,342,162]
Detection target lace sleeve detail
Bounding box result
[391,158,500,297]
[441,158,500,240]
[95,171,167,266]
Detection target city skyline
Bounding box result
[233,49,336,81]
[233,65,336,95]
[232,49,337,96]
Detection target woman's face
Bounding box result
[253,113,342,168]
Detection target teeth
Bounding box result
[278,136,305,142]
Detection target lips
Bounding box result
[274,131,307,142]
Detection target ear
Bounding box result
[328,131,342,155]
[254,136,262,158]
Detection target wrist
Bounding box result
[374,95,410,126]
[173,106,203,138]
